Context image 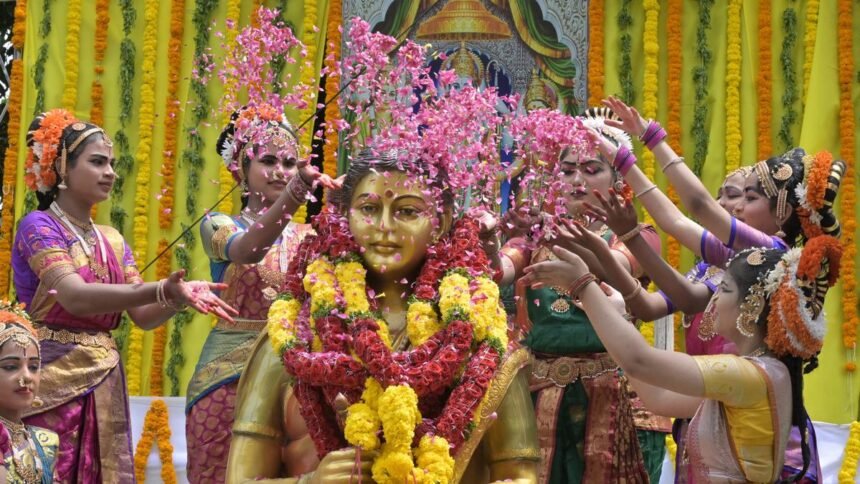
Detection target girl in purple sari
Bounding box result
[12,110,236,483]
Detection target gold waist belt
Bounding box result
[214,318,267,332]
[37,326,116,351]
[530,353,618,387]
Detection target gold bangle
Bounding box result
[661,156,685,173]
[568,273,598,301]
[622,279,642,302]
[617,224,644,243]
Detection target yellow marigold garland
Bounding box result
[724,0,742,172]
[757,1,773,160]
[267,297,302,353]
[60,0,82,111]
[127,326,145,395]
[132,0,160,265]
[217,0,242,215]
[587,0,604,107]
[291,0,321,224]
[133,399,177,484]
[837,0,857,371]
[639,0,659,228]
[801,0,819,103]
[0,59,23,297]
[839,421,860,483]
[89,0,109,126]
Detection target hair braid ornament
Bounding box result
[0,299,40,358]
[24,109,76,193]
[762,236,842,359]
[218,104,298,183]
[794,150,845,239]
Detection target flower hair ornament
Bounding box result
[579,107,634,203]
[0,300,39,359]
[734,236,842,359]
[24,109,76,193]
[793,150,846,239]
[218,104,298,183]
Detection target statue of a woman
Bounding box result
[226,151,539,483]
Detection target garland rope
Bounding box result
[89,0,110,127]
[801,0,819,104]
[665,0,684,350]
[756,1,773,160]
[587,0,604,107]
[724,0,742,173]
[60,0,82,111]
[690,0,713,177]
[617,0,634,105]
[777,3,798,151]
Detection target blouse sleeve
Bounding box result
[701,217,786,267]
[14,213,77,289]
[693,354,768,408]
[200,213,242,262]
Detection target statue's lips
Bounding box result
[370,242,400,255]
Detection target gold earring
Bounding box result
[32,397,44,408]
[736,283,765,337]
[57,177,68,190]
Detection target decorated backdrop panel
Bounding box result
[2,0,860,429]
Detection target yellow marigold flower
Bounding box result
[344,402,381,450]
[439,273,471,321]
[415,435,455,484]
[372,445,414,484]
[266,298,301,353]
[406,300,441,347]
[378,385,421,451]
[335,260,370,314]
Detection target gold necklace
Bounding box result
[0,416,42,483]
[0,415,26,444]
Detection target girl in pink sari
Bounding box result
[12,110,236,483]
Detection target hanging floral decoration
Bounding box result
[724,0,742,173]
[665,0,684,348]
[691,0,713,177]
[216,0,242,215]
[148,240,172,396]
[587,0,604,107]
[133,399,177,484]
[126,326,144,396]
[839,421,860,483]
[0,1,27,297]
[32,0,54,114]
[778,4,798,151]
[60,0,82,111]
[111,0,138,234]
[639,0,659,227]
[757,1,773,160]
[617,0,634,105]
[322,0,343,181]
[89,0,110,126]
[801,0,819,103]
[836,0,857,371]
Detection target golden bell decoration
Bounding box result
[416,0,512,40]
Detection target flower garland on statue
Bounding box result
[666,0,684,349]
[801,0,819,104]
[837,0,857,371]
[133,399,177,484]
[127,0,160,396]
[778,4,798,151]
[61,0,82,110]
[267,212,507,483]
[757,1,773,160]
[839,421,860,483]
[724,0,742,173]
[587,0,604,107]
[0,0,27,297]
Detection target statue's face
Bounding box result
[348,171,438,282]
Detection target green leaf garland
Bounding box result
[691,0,713,176]
[617,0,634,105]
[110,3,137,235]
[778,4,798,150]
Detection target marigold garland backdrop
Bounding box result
[3,0,860,434]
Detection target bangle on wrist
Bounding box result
[660,156,685,173]
[157,278,186,312]
[622,279,642,302]
[618,224,644,243]
[286,175,312,205]
[639,120,667,150]
[567,273,598,302]
[635,184,658,198]
[612,145,637,175]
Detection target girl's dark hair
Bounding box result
[330,149,453,212]
[30,117,105,210]
[727,248,814,483]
